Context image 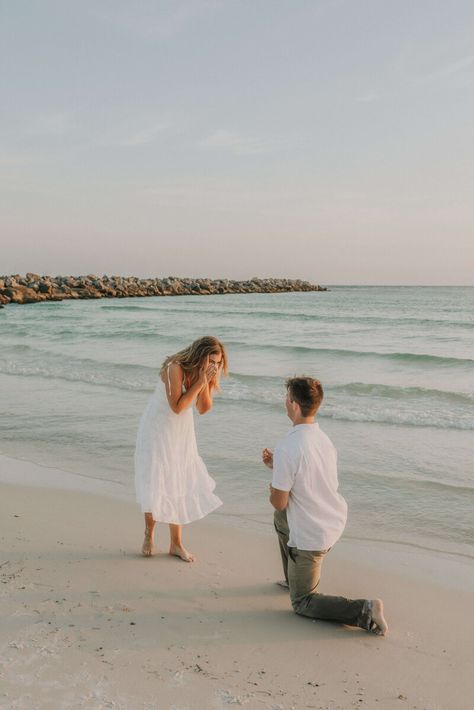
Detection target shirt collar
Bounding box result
[289,422,319,434]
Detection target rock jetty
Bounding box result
[0,274,327,306]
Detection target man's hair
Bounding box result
[286,376,324,417]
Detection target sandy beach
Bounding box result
[1,457,473,710]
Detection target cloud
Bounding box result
[198,129,285,155]
[355,93,382,103]
[355,52,474,104]
[28,112,73,136]
[396,39,474,89]
[115,123,167,147]
[92,0,222,38]
[92,121,168,148]
[420,53,474,83]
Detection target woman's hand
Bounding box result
[198,357,218,387]
[195,357,218,414]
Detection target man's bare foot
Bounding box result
[369,599,388,636]
[276,579,289,589]
[141,531,155,557]
[169,544,195,562]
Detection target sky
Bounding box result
[1,0,473,285]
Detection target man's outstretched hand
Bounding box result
[262,448,273,469]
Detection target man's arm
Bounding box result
[269,484,289,511]
[262,446,292,510]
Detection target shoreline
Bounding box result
[1,470,473,708]
[2,452,473,576]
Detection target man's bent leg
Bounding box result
[288,547,370,629]
[273,509,290,585]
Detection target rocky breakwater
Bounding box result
[0,274,327,306]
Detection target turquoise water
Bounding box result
[1,286,473,556]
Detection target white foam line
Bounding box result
[0,452,132,502]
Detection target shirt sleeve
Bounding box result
[272,446,296,492]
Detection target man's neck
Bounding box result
[292,416,315,426]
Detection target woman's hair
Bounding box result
[161,336,228,390]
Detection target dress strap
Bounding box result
[166,362,172,397]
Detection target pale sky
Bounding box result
[1,0,473,284]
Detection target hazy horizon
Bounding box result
[2,1,473,286]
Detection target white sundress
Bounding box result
[134,364,222,524]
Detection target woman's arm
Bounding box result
[196,359,221,414]
[196,380,215,415]
[164,362,206,414]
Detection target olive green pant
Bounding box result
[274,509,370,628]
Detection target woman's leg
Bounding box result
[142,512,156,556]
[169,524,195,562]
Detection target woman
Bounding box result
[134,336,228,562]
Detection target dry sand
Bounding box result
[1,457,473,710]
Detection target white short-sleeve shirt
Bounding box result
[272,423,347,551]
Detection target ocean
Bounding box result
[1,286,473,558]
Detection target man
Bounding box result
[262,376,388,635]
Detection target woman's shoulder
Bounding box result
[161,360,186,384]
[168,361,184,375]
[160,360,181,380]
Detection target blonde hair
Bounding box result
[161,336,228,390]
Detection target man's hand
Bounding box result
[262,448,273,469]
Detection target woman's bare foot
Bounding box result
[169,544,195,562]
[369,599,388,636]
[142,531,155,557]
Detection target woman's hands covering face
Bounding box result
[198,356,219,385]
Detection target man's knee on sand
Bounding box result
[290,594,302,614]
[289,585,317,615]
[291,595,318,617]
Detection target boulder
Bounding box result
[38,280,52,294]
[4,285,42,304]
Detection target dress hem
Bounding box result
[137,497,223,525]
